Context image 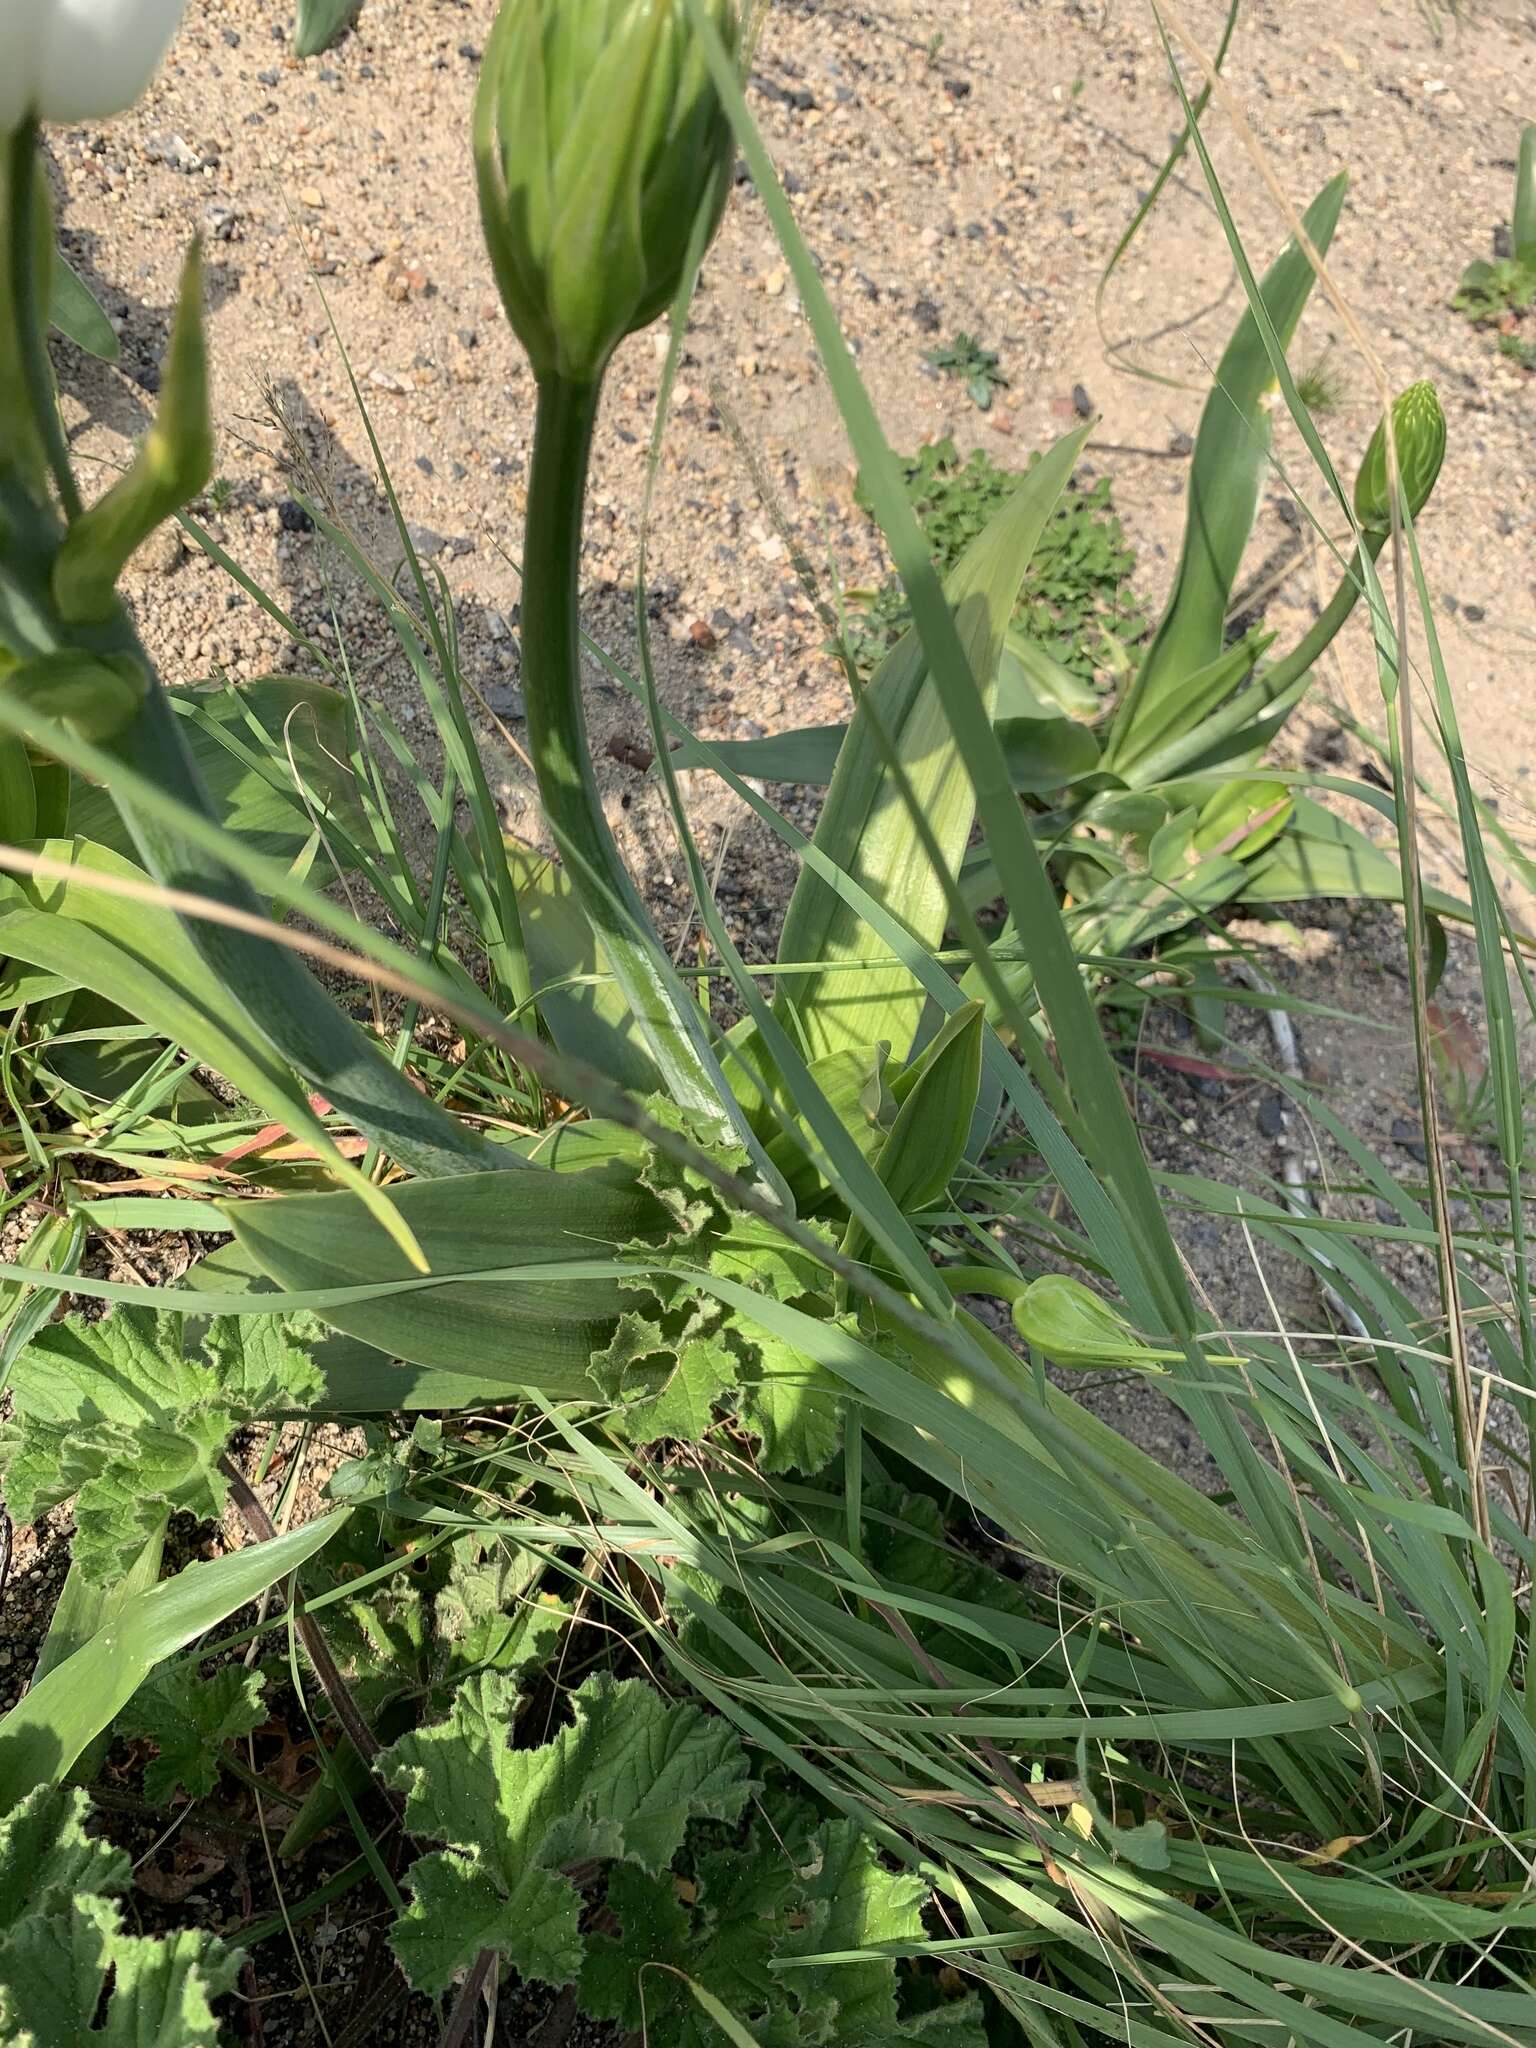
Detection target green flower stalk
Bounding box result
[1353,380,1447,535]
[477,0,749,1137]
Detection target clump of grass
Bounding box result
[1295,344,1347,413]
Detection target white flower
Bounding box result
[0,0,189,132]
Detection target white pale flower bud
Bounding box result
[0,0,189,132]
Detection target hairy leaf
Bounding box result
[0,1308,322,1582]
[383,1674,753,1995]
[118,1660,268,1806]
[0,1786,238,2046]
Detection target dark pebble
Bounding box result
[1169,429,1194,456]
[277,498,314,533]
[1257,1094,1288,1138]
[1071,383,1092,418]
[1390,1116,1428,1163]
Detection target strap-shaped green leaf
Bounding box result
[222,1166,669,1396]
[294,0,361,58]
[842,1001,982,1266]
[1515,122,1536,267]
[775,427,1090,1066]
[1107,173,1348,772]
[47,250,119,361]
[0,836,429,1261]
[53,243,213,624]
[0,1510,346,1812]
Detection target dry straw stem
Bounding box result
[1155,0,1491,1554]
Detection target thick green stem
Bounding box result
[7,123,81,521]
[522,374,733,1130]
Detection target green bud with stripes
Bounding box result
[1353,380,1446,534]
[474,0,738,386]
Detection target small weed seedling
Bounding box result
[1453,121,1536,368]
[922,330,1008,410]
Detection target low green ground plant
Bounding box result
[922,331,1009,412]
[1453,121,1536,367]
[838,437,1145,690]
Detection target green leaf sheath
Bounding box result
[101,661,511,1180]
[521,375,735,1132]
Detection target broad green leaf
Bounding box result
[30,1534,164,1689]
[506,836,660,1093]
[0,1307,322,1584]
[615,1334,735,1444]
[0,1786,238,2047]
[762,1044,893,1209]
[580,1829,796,2041]
[1111,629,1274,785]
[872,1001,983,1219]
[223,1164,668,1397]
[383,1673,752,1995]
[693,692,1098,796]
[774,425,1092,1065]
[0,1510,346,1811]
[1108,174,1348,769]
[994,709,1100,792]
[48,251,119,360]
[692,720,848,786]
[1515,122,1536,266]
[117,1660,267,1805]
[295,0,360,57]
[1239,795,1466,921]
[71,678,367,867]
[998,631,1102,720]
[734,1326,842,1476]
[777,1818,928,2040]
[1189,777,1292,860]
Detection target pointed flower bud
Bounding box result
[474,0,738,386]
[0,0,188,131]
[1353,381,1446,534]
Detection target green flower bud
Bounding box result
[1353,380,1446,534]
[474,0,738,386]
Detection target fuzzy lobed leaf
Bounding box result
[383,1673,753,1995]
[0,1786,238,2046]
[0,1309,323,1582]
[118,1660,268,1806]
